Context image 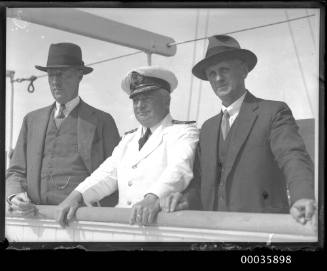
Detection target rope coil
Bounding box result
[12,75,38,93]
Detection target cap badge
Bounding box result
[130,71,145,90]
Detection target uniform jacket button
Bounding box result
[128,181,133,187]
[127,200,132,206]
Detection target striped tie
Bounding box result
[56,104,66,119]
[221,110,230,140]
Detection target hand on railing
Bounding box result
[290,198,316,225]
[55,190,83,228]
[129,194,160,226]
[6,192,38,217]
[160,192,189,212]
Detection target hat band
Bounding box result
[206,46,240,58]
[131,76,170,92]
[46,55,85,67]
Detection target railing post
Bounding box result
[6,70,15,169]
[146,52,152,66]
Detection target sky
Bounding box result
[6,7,320,152]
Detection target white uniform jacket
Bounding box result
[75,114,199,208]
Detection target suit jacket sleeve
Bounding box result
[75,136,126,204]
[269,102,314,205]
[101,112,121,159]
[144,125,199,199]
[6,116,28,198]
[182,143,203,210]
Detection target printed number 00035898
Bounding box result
[240,255,291,264]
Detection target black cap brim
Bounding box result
[129,85,162,99]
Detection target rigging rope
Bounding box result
[186,9,200,121]
[305,9,316,48]
[10,13,316,94]
[168,14,315,47]
[195,10,210,122]
[285,10,314,116]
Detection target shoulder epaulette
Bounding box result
[124,128,137,135]
[172,120,196,124]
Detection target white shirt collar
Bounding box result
[55,96,80,117]
[221,91,247,117]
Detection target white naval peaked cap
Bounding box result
[121,65,178,98]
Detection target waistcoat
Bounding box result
[214,118,237,211]
[40,106,89,204]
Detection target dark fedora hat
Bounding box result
[35,43,93,75]
[192,35,257,80]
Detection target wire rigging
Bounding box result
[168,14,315,47]
[87,51,143,66]
[9,13,316,94]
[186,9,200,121]
[285,10,314,116]
[305,9,316,48]
[195,10,210,122]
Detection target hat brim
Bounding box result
[129,86,162,99]
[35,65,93,75]
[192,49,257,81]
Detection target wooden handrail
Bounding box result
[6,205,316,237]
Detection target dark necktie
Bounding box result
[138,128,152,150]
[56,104,66,119]
[221,110,230,140]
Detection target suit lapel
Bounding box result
[135,130,164,163]
[77,100,97,173]
[29,104,53,202]
[133,115,172,165]
[222,92,259,181]
[201,114,222,210]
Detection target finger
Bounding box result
[136,208,143,225]
[142,209,149,226]
[18,208,36,217]
[10,201,36,212]
[304,201,315,220]
[148,211,155,225]
[159,199,165,212]
[148,207,159,225]
[67,206,78,224]
[290,206,305,224]
[163,196,173,212]
[170,194,182,212]
[129,206,137,225]
[11,200,34,210]
[56,208,68,228]
[160,198,167,212]
[11,198,34,210]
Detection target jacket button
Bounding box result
[128,181,133,187]
[262,191,269,199]
[127,201,132,206]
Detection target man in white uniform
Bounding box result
[56,66,199,227]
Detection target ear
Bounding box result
[78,70,84,82]
[240,62,249,79]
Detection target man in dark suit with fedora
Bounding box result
[160,35,316,225]
[6,43,120,216]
